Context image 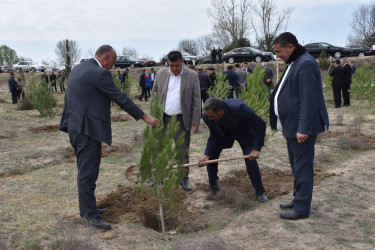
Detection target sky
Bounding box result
[0,0,371,65]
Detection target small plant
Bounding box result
[207,72,230,99]
[350,63,375,136]
[318,49,330,70]
[137,95,185,233]
[28,77,56,121]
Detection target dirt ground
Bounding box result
[0,71,375,249]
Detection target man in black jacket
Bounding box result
[207,67,216,86]
[329,60,344,108]
[7,73,19,104]
[138,69,147,101]
[49,71,57,92]
[223,65,238,99]
[341,58,352,106]
[211,47,218,64]
[60,45,158,229]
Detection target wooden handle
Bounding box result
[174,155,249,169]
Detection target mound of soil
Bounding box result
[97,168,336,232]
[28,124,60,133]
[111,113,133,122]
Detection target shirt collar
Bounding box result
[94,58,103,67]
[169,67,183,77]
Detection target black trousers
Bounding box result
[10,89,18,104]
[68,130,101,219]
[201,90,209,115]
[206,142,265,196]
[51,82,57,92]
[139,86,148,101]
[342,84,350,105]
[286,135,317,216]
[162,114,190,179]
[332,85,342,107]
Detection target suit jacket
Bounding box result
[203,99,266,157]
[198,72,212,91]
[151,66,201,131]
[263,67,274,86]
[223,70,238,88]
[121,71,128,84]
[342,64,352,85]
[269,52,329,138]
[60,58,144,145]
[8,77,19,92]
[209,72,216,86]
[235,69,247,86]
[139,73,146,87]
[49,74,57,83]
[329,65,344,87]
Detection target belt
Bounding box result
[163,113,182,118]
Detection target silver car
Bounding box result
[13,61,47,73]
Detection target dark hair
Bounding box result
[335,59,340,65]
[273,32,299,48]
[234,63,240,68]
[95,45,115,57]
[167,51,183,62]
[228,65,234,70]
[204,97,225,113]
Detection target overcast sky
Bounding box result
[0,0,370,65]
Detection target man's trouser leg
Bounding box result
[68,130,101,219]
[286,135,317,216]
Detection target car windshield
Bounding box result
[181,51,192,56]
[246,47,261,53]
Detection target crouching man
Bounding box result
[197,97,268,202]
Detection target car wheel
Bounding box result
[130,63,135,69]
[255,56,262,63]
[15,68,20,73]
[358,52,365,57]
[164,61,169,67]
[334,51,342,58]
[228,57,235,64]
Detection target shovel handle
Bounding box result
[176,155,249,169]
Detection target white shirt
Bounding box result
[150,72,155,81]
[274,62,293,130]
[164,68,183,115]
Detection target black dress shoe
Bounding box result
[98,208,108,214]
[280,200,294,209]
[279,209,309,220]
[257,194,269,203]
[180,179,191,191]
[206,188,217,200]
[84,216,111,229]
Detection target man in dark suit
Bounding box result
[7,72,19,104]
[197,66,212,113]
[138,69,147,101]
[270,32,329,220]
[198,97,268,202]
[207,67,216,86]
[60,45,159,229]
[49,71,57,92]
[263,62,274,94]
[341,58,352,106]
[223,65,238,99]
[329,59,344,108]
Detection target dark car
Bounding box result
[138,58,156,67]
[348,44,374,57]
[222,47,274,64]
[113,55,145,69]
[303,42,352,59]
[162,51,199,66]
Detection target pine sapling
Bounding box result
[137,96,185,233]
[207,72,230,99]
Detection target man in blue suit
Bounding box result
[197,97,268,202]
[60,45,159,229]
[270,32,329,220]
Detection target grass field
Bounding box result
[0,63,375,249]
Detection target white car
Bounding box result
[12,61,47,73]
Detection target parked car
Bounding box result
[162,51,199,66]
[138,58,156,67]
[0,66,13,73]
[12,61,47,73]
[348,44,374,57]
[222,47,274,64]
[303,42,352,59]
[113,56,145,69]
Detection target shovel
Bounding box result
[125,155,250,183]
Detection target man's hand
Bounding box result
[191,124,199,133]
[297,132,308,143]
[197,155,210,167]
[249,150,260,161]
[142,114,159,127]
